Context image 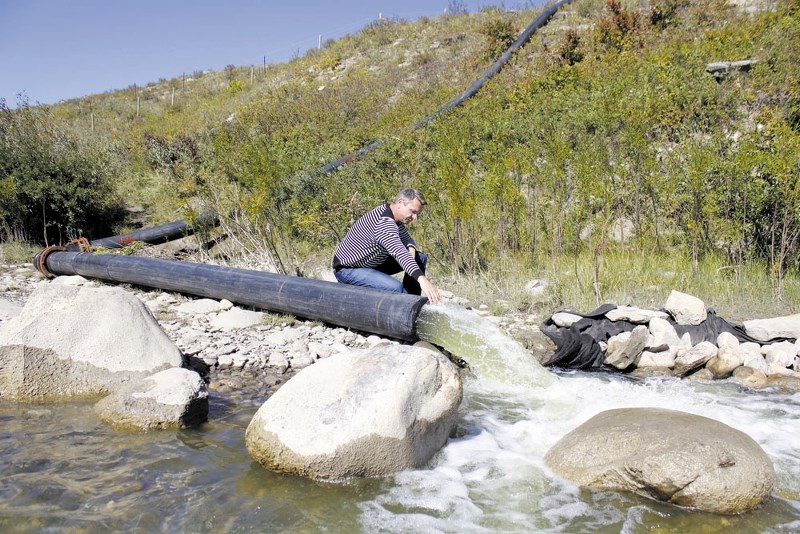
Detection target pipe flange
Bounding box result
[34,245,67,279]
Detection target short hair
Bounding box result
[394,188,427,206]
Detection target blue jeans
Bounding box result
[335,252,427,295]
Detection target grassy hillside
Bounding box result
[2,0,799,318]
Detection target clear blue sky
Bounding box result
[0,0,543,107]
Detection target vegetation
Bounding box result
[1,0,799,318]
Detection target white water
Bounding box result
[358,304,800,532]
[2,304,798,531]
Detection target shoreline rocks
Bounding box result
[540,293,800,391]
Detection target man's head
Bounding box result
[391,188,427,224]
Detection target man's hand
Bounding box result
[418,275,441,305]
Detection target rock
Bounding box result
[0,284,182,400]
[604,325,648,369]
[664,290,707,326]
[647,317,682,348]
[686,368,715,382]
[762,341,797,369]
[606,306,668,324]
[763,374,800,394]
[766,362,799,377]
[267,352,289,373]
[94,368,208,430]
[706,59,758,79]
[716,331,740,348]
[741,342,768,374]
[288,352,314,369]
[366,335,387,347]
[209,307,263,330]
[551,312,582,328]
[544,407,775,514]
[245,344,462,480]
[524,279,548,298]
[307,341,333,359]
[512,327,557,365]
[706,345,744,379]
[50,274,94,286]
[673,341,718,376]
[731,366,768,389]
[628,366,673,378]
[265,328,304,346]
[637,347,677,368]
[743,314,800,343]
[176,298,223,314]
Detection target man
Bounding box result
[332,188,441,304]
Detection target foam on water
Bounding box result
[358,304,800,532]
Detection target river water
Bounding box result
[1,303,799,532]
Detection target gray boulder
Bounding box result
[245,344,462,480]
[743,314,800,342]
[94,367,208,430]
[0,284,182,400]
[544,407,774,514]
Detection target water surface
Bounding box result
[2,304,799,532]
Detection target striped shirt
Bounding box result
[332,204,422,279]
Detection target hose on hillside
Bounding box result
[320,0,573,173]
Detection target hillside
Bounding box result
[1,0,798,317]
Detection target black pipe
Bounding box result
[84,211,219,250]
[34,250,427,341]
[321,0,573,173]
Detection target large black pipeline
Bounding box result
[84,211,219,250]
[320,0,573,173]
[33,250,427,342]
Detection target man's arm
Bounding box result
[418,275,440,305]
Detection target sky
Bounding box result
[0,0,544,107]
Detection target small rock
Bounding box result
[604,326,648,369]
[606,306,668,324]
[731,366,768,389]
[674,341,718,376]
[551,312,583,328]
[762,341,797,368]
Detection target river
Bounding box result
[1,304,798,532]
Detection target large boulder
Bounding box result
[245,344,462,480]
[544,407,774,514]
[94,367,208,430]
[743,314,800,343]
[0,283,183,400]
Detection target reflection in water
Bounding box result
[1,304,799,532]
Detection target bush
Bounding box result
[479,18,518,60]
[0,99,124,244]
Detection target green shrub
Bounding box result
[0,100,124,244]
